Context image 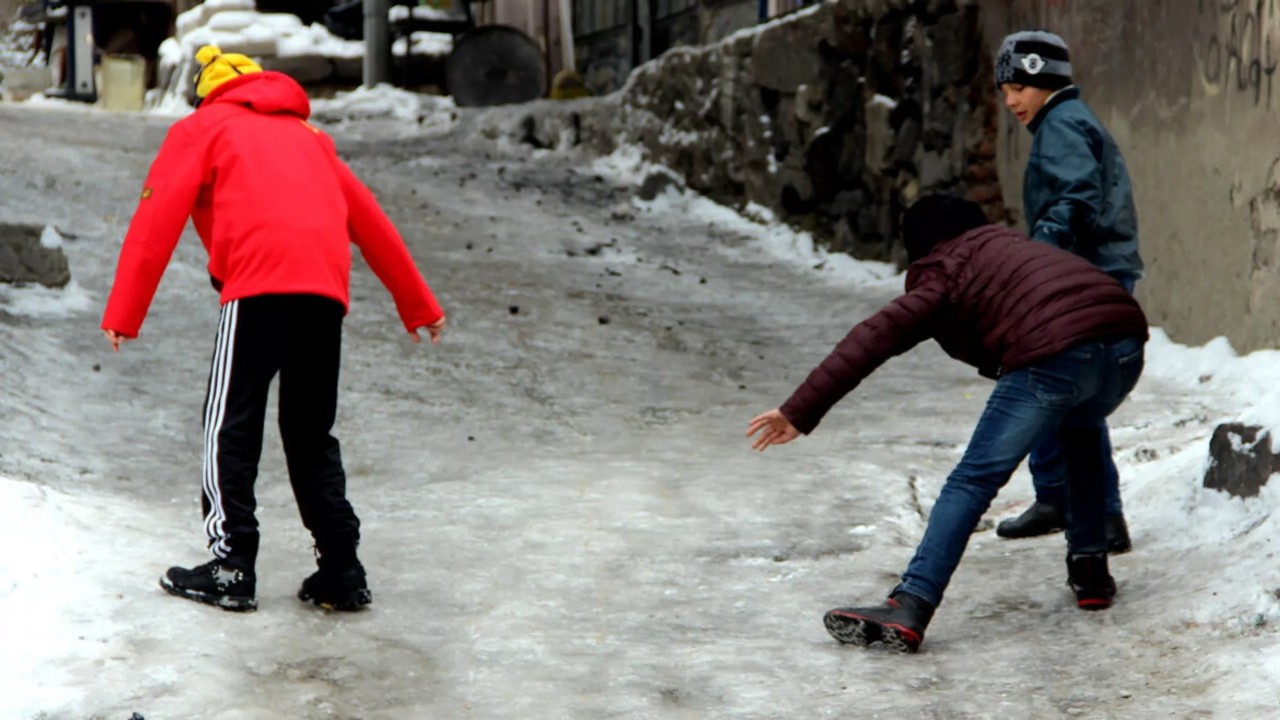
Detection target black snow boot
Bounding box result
[823,591,936,653]
[1066,553,1117,610]
[160,558,257,612]
[996,501,1065,539]
[298,554,372,611]
[1106,514,1133,555]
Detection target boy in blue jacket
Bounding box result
[994,30,1144,553]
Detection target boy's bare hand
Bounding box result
[411,316,446,344]
[102,329,131,352]
[746,408,800,451]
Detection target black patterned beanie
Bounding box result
[995,30,1072,90]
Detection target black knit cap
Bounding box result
[903,195,989,262]
[995,30,1072,90]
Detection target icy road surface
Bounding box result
[1,103,1277,719]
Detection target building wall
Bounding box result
[701,0,756,43]
[490,0,567,79]
[0,0,22,31]
[979,0,1280,352]
[575,0,810,95]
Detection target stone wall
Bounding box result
[578,26,633,95]
[702,1,759,43]
[0,0,24,32]
[518,0,999,265]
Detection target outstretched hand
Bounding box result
[103,329,131,352]
[412,316,447,344]
[746,408,800,451]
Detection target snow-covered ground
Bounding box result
[1,101,1279,719]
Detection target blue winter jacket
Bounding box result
[1024,87,1144,285]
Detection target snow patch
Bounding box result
[389,5,454,21]
[39,225,64,249]
[870,93,899,110]
[311,84,457,130]
[391,32,453,58]
[20,93,107,113]
[1143,328,1280,432]
[0,280,93,318]
[589,144,898,289]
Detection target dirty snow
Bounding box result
[0,101,1278,719]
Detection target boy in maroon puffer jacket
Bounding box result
[747,195,1146,652]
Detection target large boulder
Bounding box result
[1203,423,1278,498]
[0,222,71,288]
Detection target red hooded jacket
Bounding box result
[101,71,443,338]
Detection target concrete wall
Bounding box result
[576,0,808,95]
[490,0,567,79]
[702,0,758,43]
[0,0,25,32]
[979,0,1280,352]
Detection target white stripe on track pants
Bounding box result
[201,294,361,567]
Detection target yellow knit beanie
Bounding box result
[193,45,262,99]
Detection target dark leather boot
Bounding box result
[298,553,372,611]
[1106,514,1132,554]
[1067,552,1117,610]
[823,591,936,653]
[996,501,1065,539]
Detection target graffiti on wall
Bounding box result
[1195,0,1280,108]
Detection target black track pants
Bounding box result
[201,294,360,567]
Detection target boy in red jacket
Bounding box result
[101,46,446,612]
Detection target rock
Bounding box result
[864,97,896,173]
[638,171,684,201]
[926,8,978,88]
[0,66,53,102]
[750,15,826,92]
[917,149,956,189]
[0,223,71,288]
[1203,423,1278,498]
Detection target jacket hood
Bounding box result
[908,224,994,272]
[201,71,311,119]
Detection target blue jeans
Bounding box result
[1028,277,1136,516]
[895,337,1145,607]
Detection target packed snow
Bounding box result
[0,99,1278,719]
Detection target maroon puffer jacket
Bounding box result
[778,224,1148,434]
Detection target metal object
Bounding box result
[558,0,575,71]
[44,1,97,102]
[389,1,547,106]
[363,0,391,87]
[446,25,547,107]
[68,4,95,99]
